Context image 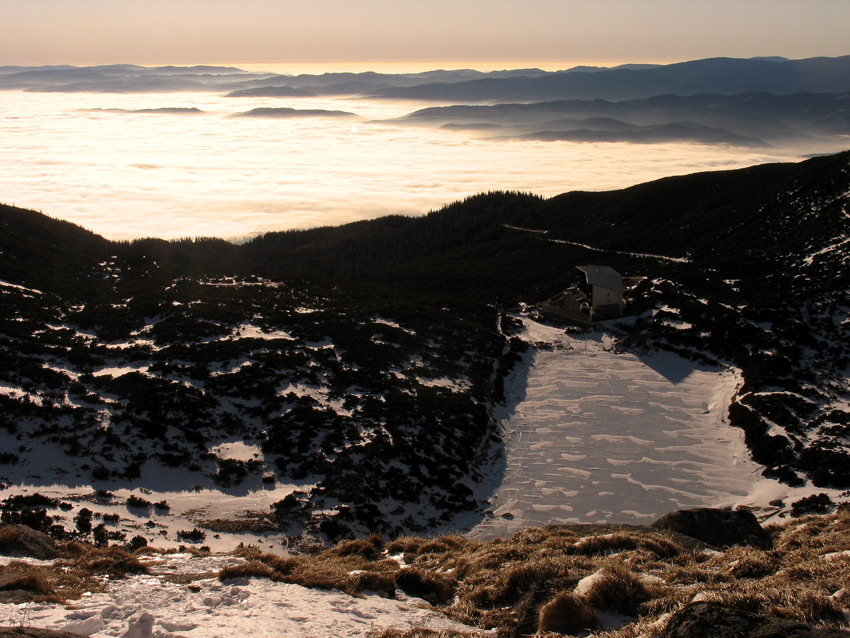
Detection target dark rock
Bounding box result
[650,508,772,549]
[0,524,58,559]
[659,602,850,638]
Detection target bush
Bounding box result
[91,465,111,481]
[126,535,148,551]
[92,523,109,547]
[75,508,93,534]
[791,493,834,517]
[177,528,206,542]
[154,500,171,512]
[1,508,53,532]
[126,495,152,509]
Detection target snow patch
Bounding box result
[0,553,477,637]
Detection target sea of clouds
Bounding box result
[0,90,820,240]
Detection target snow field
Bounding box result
[471,317,766,538]
[1,553,480,637]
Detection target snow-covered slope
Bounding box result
[0,552,477,637]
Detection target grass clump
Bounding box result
[576,564,659,616]
[538,591,597,634]
[217,511,850,637]
[0,572,53,594]
[0,526,21,551]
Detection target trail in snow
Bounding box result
[502,224,690,263]
[546,237,690,263]
[470,317,766,539]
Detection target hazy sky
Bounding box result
[2,0,849,70]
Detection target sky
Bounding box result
[2,0,849,71]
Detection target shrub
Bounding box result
[3,493,59,509]
[126,536,148,551]
[177,528,206,542]
[126,495,152,509]
[91,465,111,481]
[75,508,93,534]
[791,493,834,517]
[1,507,53,532]
[92,524,109,547]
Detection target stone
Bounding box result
[121,613,155,638]
[650,508,772,548]
[659,602,850,638]
[0,524,58,560]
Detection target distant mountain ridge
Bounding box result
[3,57,848,149]
[402,91,850,147]
[2,56,849,99]
[377,56,850,101]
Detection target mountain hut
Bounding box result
[575,265,624,319]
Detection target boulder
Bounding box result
[650,508,771,549]
[0,524,58,560]
[659,602,850,638]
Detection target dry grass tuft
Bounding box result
[329,535,385,561]
[0,525,22,550]
[396,567,457,604]
[723,547,781,579]
[573,531,683,559]
[0,572,53,594]
[385,535,427,555]
[0,560,82,602]
[219,560,283,582]
[221,511,850,637]
[538,591,597,634]
[351,570,397,598]
[415,535,480,556]
[222,547,399,597]
[370,629,483,638]
[72,546,150,578]
[578,565,659,616]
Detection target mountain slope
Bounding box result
[1,151,849,543]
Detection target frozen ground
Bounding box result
[0,553,480,637]
[469,317,811,539]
